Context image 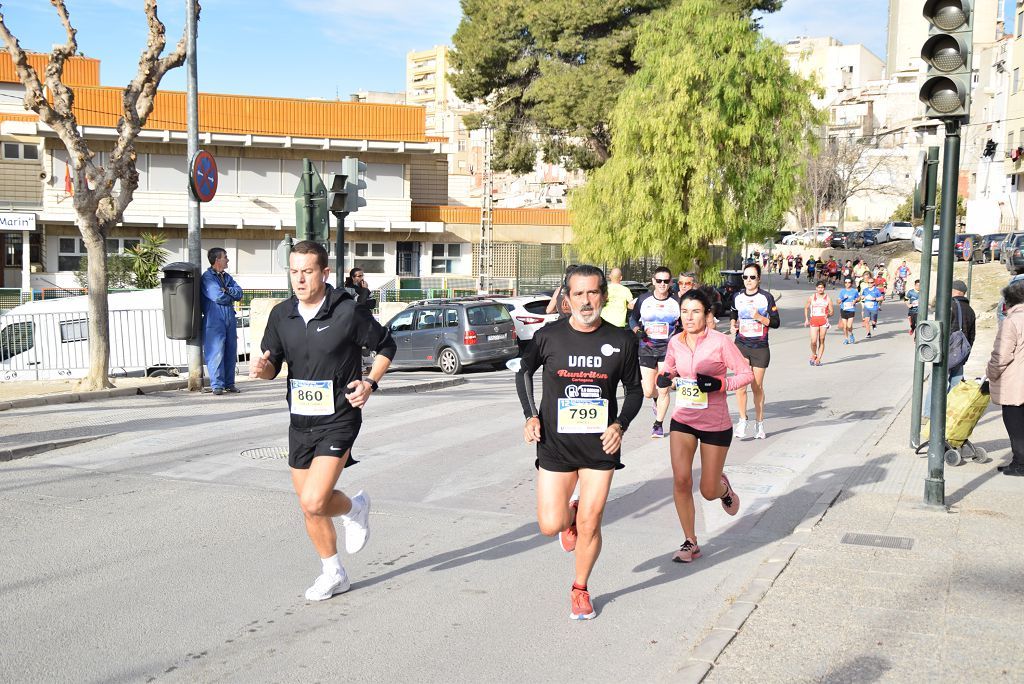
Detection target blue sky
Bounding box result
[0,0,1017,100]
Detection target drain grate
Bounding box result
[841,532,914,550]
[240,447,288,460]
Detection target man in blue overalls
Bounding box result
[201,247,243,394]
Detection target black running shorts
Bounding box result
[670,420,733,447]
[737,343,770,369]
[535,445,623,473]
[638,349,667,369]
[288,421,360,470]
[840,310,856,320]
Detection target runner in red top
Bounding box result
[657,289,753,563]
[803,280,834,366]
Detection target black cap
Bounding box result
[952,280,968,293]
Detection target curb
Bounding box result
[679,387,914,683]
[0,433,113,463]
[0,375,469,412]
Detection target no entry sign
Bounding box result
[190,150,218,203]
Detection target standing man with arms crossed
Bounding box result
[629,266,682,438]
[730,263,780,439]
[249,241,396,601]
[201,247,244,395]
[516,265,643,620]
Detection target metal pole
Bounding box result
[185,0,203,392]
[910,146,939,448]
[925,123,961,508]
[967,256,974,298]
[302,158,314,243]
[334,212,347,289]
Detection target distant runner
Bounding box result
[859,274,883,338]
[658,289,752,563]
[906,279,921,335]
[516,265,643,621]
[837,277,860,344]
[803,280,834,366]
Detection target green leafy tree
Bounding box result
[889,190,965,223]
[127,232,169,289]
[570,0,820,277]
[74,254,135,290]
[451,0,785,173]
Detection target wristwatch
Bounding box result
[364,378,379,392]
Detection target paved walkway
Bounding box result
[697,387,1021,681]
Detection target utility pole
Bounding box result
[910,146,939,448]
[185,0,203,392]
[479,124,493,294]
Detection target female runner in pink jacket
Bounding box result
[657,289,754,563]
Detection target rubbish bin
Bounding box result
[161,262,201,340]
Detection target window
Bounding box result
[443,308,459,327]
[106,238,140,254]
[58,237,87,272]
[3,234,41,268]
[364,163,405,198]
[457,140,467,152]
[1018,11,1023,36]
[466,305,512,326]
[1015,68,1020,93]
[431,243,463,274]
[345,242,385,274]
[0,322,34,361]
[238,157,280,195]
[148,154,187,192]
[2,142,39,160]
[415,308,443,330]
[389,310,414,332]
[1010,132,1015,153]
[59,319,89,343]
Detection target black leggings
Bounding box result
[1004,404,1024,467]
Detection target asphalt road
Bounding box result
[0,277,918,682]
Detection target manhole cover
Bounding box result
[241,447,288,460]
[840,532,914,550]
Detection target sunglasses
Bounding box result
[654,278,671,284]
[742,275,759,281]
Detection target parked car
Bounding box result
[849,229,878,248]
[781,230,808,246]
[797,226,835,246]
[953,233,983,261]
[620,280,651,299]
[715,270,745,317]
[973,233,1008,263]
[1001,233,1021,266]
[913,226,940,255]
[1004,233,1024,273]
[829,232,852,249]
[383,298,518,374]
[876,221,914,243]
[492,295,560,347]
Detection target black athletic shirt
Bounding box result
[260,285,397,429]
[515,318,643,465]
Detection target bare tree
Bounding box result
[0,0,198,390]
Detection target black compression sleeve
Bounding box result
[616,335,643,431]
[515,338,542,419]
[766,291,781,329]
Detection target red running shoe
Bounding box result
[720,474,740,515]
[570,586,596,620]
[559,498,579,552]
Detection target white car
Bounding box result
[877,221,914,243]
[781,230,809,245]
[797,227,834,246]
[493,296,560,345]
[913,227,940,255]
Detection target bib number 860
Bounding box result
[297,389,324,402]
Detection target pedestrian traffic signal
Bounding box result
[916,320,944,363]
[342,157,367,214]
[919,0,973,120]
[329,172,348,216]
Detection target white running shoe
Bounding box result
[735,419,748,439]
[754,422,767,439]
[304,571,350,601]
[342,490,371,554]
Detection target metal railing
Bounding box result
[0,308,251,382]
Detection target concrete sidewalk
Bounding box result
[694,394,1021,682]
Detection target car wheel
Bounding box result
[438,347,463,375]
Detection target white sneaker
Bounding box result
[341,490,371,554]
[304,571,350,601]
[754,422,767,439]
[735,419,748,439]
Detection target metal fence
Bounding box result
[0,308,252,382]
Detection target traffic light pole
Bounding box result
[910,146,939,448]
[925,121,961,507]
[334,211,348,289]
[185,0,204,392]
[302,159,315,243]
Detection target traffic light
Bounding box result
[916,320,944,363]
[983,139,997,158]
[329,172,348,216]
[919,0,974,120]
[341,157,367,214]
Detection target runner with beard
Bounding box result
[516,265,643,620]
